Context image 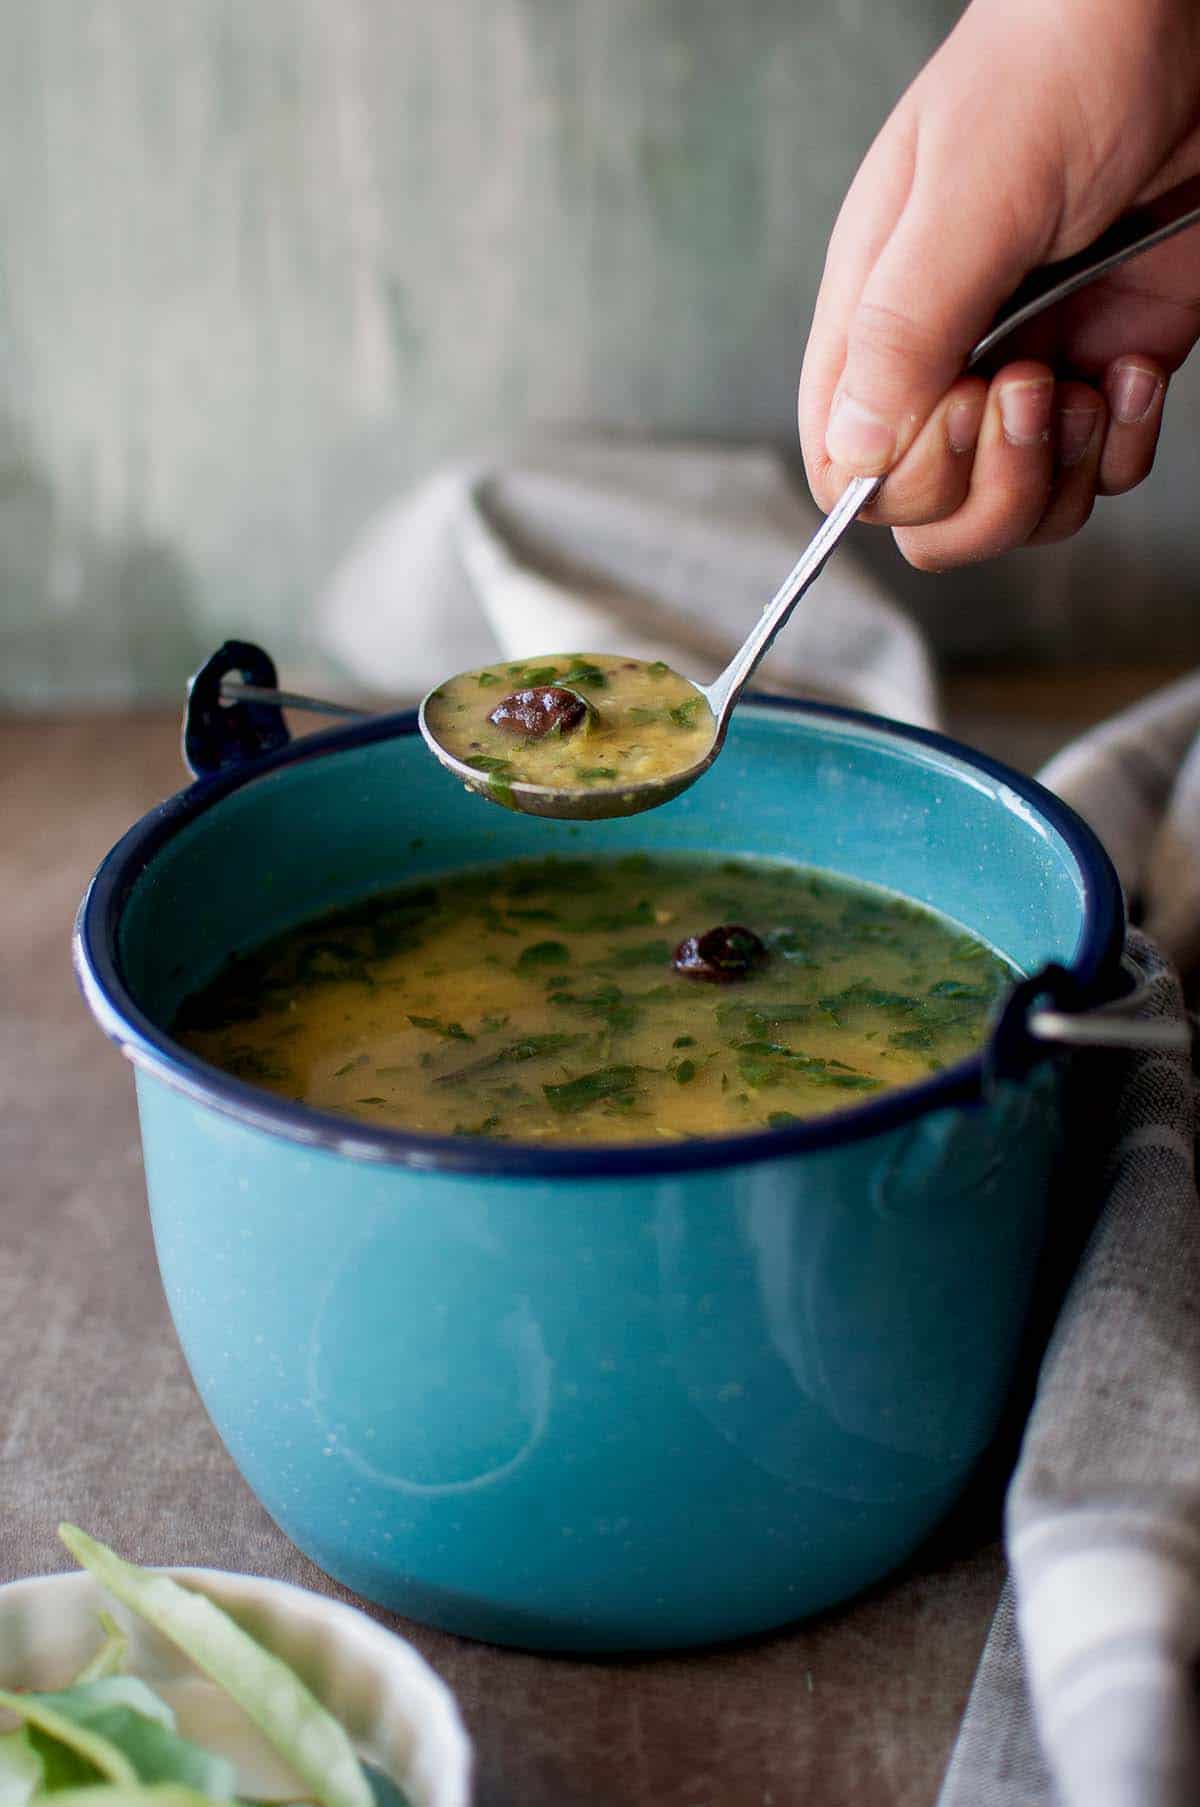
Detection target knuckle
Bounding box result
[845,301,943,376]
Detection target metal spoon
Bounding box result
[226,173,1200,822]
[410,172,1200,818]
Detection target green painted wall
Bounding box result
[4,1,1199,706]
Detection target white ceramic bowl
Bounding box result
[0,1568,471,1807]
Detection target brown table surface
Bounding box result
[1,666,1183,1807]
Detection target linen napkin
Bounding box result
[317,436,937,727]
[939,713,1200,1807]
[317,437,1200,1806]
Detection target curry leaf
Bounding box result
[58,1527,373,1807]
[543,1066,640,1113]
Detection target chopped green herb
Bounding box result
[544,1066,640,1113]
[407,1014,475,1041]
[890,1026,935,1050]
[668,698,700,729]
[435,1032,587,1084]
[673,1059,697,1084]
[476,670,501,687]
[673,1034,696,1048]
[647,660,669,676]
[465,755,515,775]
[575,767,618,783]
[561,661,608,689]
[517,940,571,969]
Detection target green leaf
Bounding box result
[464,755,515,775]
[14,1680,236,1800]
[574,768,618,783]
[406,1014,474,1041]
[73,1614,129,1685]
[0,1691,137,1788]
[647,660,669,676]
[673,1059,697,1084]
[0,1730,43,1807]
[434,1032,586,1084]
[668,698,700,729]
[25,1789,219,1807]
[58,1527,372,1807]
[543,1066,641,1114]
[561,661,607,690]
[516,940,570,970]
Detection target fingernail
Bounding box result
[1057,406,1100,467]
[826,392,897,473]
[946,394,984,454]
[1109,362,1161,425]
[999,377,1053,446]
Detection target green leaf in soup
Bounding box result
[516,940,571,970]
[668,698,700,729]
[465,755,515,776]
[561,661,607,690]
[543,1066,641,1113]
[57,1526,373,1807]
[406,1014,474,1041]
[434,1032,587,1084]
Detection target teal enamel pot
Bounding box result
[75,649,1124,1652]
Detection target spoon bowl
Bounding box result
[417,671,723,819]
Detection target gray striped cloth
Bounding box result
[940,678,1200,1807]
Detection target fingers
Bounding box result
[1027,382,1106,545]
[889,368,1130,568]
[893,363,1058,570]
[1098,358,1166,495]
[808,376,987,524]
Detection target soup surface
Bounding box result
[176,855,1015,1146]
[422,653,716,796]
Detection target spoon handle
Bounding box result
[705,171,1200,722]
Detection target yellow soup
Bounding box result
[176,855,1015,1147]
[422,653,716,796]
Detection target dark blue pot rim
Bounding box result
[74,694,1125,1179]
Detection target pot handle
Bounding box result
[989,951,1190,1081]
[183,641,293,777]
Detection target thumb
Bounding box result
[824,188,1047,477]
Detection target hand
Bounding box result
[798,0,1200,569]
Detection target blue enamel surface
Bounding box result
[76,697,1123,1648]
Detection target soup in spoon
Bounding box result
[421,652,717,809]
